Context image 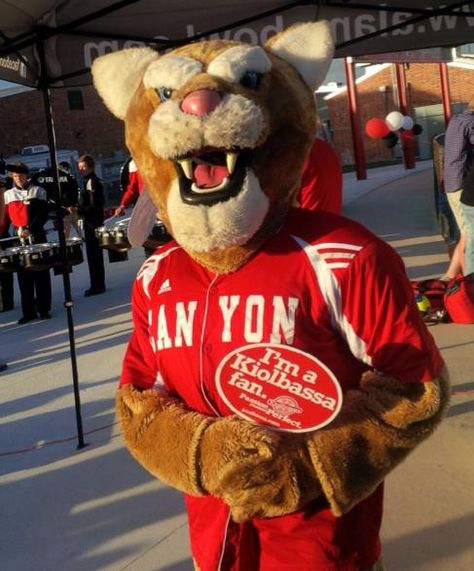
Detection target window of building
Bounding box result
[455,44,474,60]
[67,90,84,111]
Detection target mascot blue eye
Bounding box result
[156,86,172,102]
[240,71,262,90]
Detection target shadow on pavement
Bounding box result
[2,443,187,571]
[383,512,474,570]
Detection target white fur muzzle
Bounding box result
[166,170,269,252]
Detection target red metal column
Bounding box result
[395,63,416,169]
[439,62,452,125]
[344,57,367,180]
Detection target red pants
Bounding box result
[187,486,383,571]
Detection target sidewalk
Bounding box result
[343,160,447,281]
[342,159,433,207]
[1,161,473,571]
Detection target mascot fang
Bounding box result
[93,21,449,571]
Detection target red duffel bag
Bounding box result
[411,278,447,312]
[444,273,474,324]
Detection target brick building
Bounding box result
[325,61,474,166]
[0,85,128,203]
[0,85,124,158]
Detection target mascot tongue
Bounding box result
[194,163,229,188]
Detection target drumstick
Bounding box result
[0,236,20,243]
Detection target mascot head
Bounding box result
[92,22,333,272]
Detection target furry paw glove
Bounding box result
[215,369,450,521]
[218,435,322,522]
[116,367,449,522]
[116,385,280,496]
[303,368,450,516]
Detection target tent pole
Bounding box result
[344,57,367,180]
[395,63,416,170]
[439,62,452,126]
[37,38,86,450]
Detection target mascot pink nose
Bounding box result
[180,89,222,116]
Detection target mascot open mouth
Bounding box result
[174,147,252,206]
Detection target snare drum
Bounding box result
[21,244,53,272]
[50,238,84,267]
[111,222,130,250]
[96,226,115,249]
[65,237,84,266]
[96,221,131,251]
[143,220,172,250]
[0,247,23,273]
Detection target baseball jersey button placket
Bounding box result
[199,274,220,414]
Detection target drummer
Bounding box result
[0,162,52,324]
[114,158,143,217]
[114,157,157,257]
[0,176,15,313]
[114,157,164,258]
[59,161,83,239]
[76,155,106,296]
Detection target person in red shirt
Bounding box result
[297,137,343,214]
[0,179,9,370]
[114,158,144,217]
[0,162,51,323]
[114,158,170,257]
[0,175,15,313]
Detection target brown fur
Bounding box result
[307,368,451,516]
[116,384,281,497]
[190,202,288,273]
[124,42,315,273]
[116,386,211,494]
[207,370,450,521]
[217,434,322,522]
[125,85,176,225]
[116,368,449,521]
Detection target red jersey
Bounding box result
[119,160,144,208]
[298,138,342,214]
[120,208,443,571]
[0,183,49,242]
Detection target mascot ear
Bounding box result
[266,21,334,91]
[91,47,159,119]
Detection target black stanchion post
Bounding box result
[37,36,87,449]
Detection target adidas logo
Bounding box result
[158,278,171,294]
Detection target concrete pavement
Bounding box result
[1,160,473,571]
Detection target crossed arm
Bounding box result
[116,366,449,522]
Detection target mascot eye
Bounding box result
[156,86,173,102]
[240,71,262,90]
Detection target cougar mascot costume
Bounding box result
[92,21,449,571]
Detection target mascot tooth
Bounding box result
[93,20,449,571]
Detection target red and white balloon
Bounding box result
[365,117,390,139]
[364,112,422,145]
[385,110,404,131]
[401,115,414,130]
